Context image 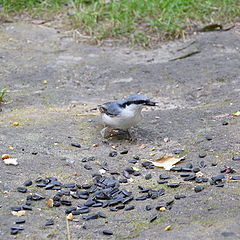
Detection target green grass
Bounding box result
[1,0,239,46]
[0,88,7,103]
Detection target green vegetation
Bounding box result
[1,0,239,46]
[0,88,7,103]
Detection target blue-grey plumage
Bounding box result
[99,94,156,130]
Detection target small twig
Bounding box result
[177,41,196,52]
[169,51,201,61]
[66,217,71,240]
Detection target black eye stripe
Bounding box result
[119,100,149,108]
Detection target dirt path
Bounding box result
[0,23,240,240]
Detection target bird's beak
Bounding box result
[145,101,157,106]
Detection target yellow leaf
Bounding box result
[67,213,73,221]
[159,207,166,212]
[233,111,240,117]
[12,210,26,216]
[153,155,185,170]
[43,80,48,84]
[13,122,19,126]
[8,146,14,150]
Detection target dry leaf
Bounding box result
[47,199,53,208]
[1,154,10,160]
[153,155,185,170]
[232,111,240,117]
[3,158,18,165]
[12,210,26,216]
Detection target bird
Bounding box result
[99,94,156,138]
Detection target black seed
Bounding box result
[166,200,174,206]
[53,195,61,201]
[24,180,32,187]
[149,215,158,223]
[128,159,137,164]
[11,226,24,231]
[123,170,130,179]
[15,219,26,224]
[63,183,76,188]
[120,150,128,154]
[205,136,213,141]
[98,212,107,218]
[181,167,192,172]
[222,121,228,125]
[45,183,55,190]
[192,167,200,173]
[221,232,235,237]
[199,153,207,158]
[82,184,92,189]
[61,189,70,196]
[211,162,217,166]
[103,230,113,235]
[32,193,45,200]
[81,157,88,162]
[230,176,240,180]
[180,173,191,177]
[79,195,89,200]
[157,180,168,184]
[92,202,103,207]
[17,187,28,193]
[212,175,225,182]
[11,206,22,211]
[124,167,135,174]
[159,174,171,179]
[232,156,240,161]
[53,201,61,207]
[133,156,140,160]
[82,225,87,229]
[145,174,152,180]
[202,177,209,182]
[84,164,92,170]
[36,183,46,188]
[167,183,180,188]
[121,189,132,197]
[119,178,128,183]
[135,195,148,201]
[122,196,134,204]
[71,143,81,148]
[52,186,61,190]
[170,167,182,172]
[82,213,99,220]
[45,220,54,226]
[195,177,203,183]
[185,163,193,169]
[22,205,32,211]
[199,160,206,168]
[88,156,96,161]
[194,186,204,193]
[78,208,90,214]
[109,207,118,211]
[125,205,135,211]
[142,161,154,168]
[11,229,19,235]
[216,182,224,187]
[109,151,117,157]
[61,200,72,206]
[174,149,184,154]
[133,171,141,176]
[65,207,76,214]
[146,205,152,211]
[174,194,186,200]
[184,175,196,181]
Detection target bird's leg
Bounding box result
[100,127,113,138]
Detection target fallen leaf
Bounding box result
[12,210,25,216]
[67,213,73,221]
[3,158,18,165]
[198,24,223,32]
[159,207,166,212]
[232,111,240,117]
[13,122,19,126]
[165,225,172,231]
[43,80,48,84]
[153,155,185,170]
[149,153,155,157]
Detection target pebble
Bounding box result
[221,232,235,237]
[146,205,152,211]
[167,183,180,188]
[11,206,21,211]
[84,165,92,170]
[45,220,54,226]
[174,194,186,200]
[232,156,240,161]
[24,180,32,187]
[120,150,128,154]
[205,136,213,141]
[174,149,184,154]
[103,230,113,235]
[145,174,152,180]
[109,151,117,157]
[17,187,28,193]
[199,153,207,158]
[71,143,81,148]
[194,186,204,193]
[128,159,137,164]
[15,219,26,224]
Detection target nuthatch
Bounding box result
[99,94,156,138]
